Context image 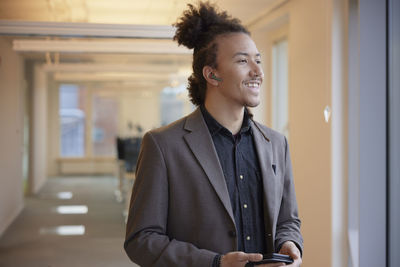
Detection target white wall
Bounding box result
[0,37,24,236]
[58,158,117,175]
[119,88,161,136]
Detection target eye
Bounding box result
[237,58,248,64]
[255,59,262,64]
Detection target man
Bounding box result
[124,2,303,267]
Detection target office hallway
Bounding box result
[0,176,137,267]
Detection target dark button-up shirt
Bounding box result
[201,106,266,255]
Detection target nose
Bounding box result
[250,62,264,78]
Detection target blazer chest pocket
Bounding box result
[272,164,276,175]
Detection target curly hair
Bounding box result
[173,1,249,106]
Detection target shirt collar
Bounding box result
[200,105,252,136]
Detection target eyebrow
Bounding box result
[232,52,261,58]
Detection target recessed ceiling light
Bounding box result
[40,225,85,236]
[56,205,88,214]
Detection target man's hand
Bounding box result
[220,252,287,267]
[279,241,302,267]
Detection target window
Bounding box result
[271,39,289,137]
[92,92,118,157]
[59,84,86,157]
[59,85,119,158]
[59,83,192,158]
[160,84,189,126]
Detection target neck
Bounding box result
[204,98,244,135]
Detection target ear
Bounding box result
[202,65,219,86]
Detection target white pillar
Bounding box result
[31,64,48,193]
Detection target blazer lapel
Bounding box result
[251,121,277,249]
[183,108,235,223]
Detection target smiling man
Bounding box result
[124,2,303,267]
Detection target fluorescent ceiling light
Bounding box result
[57,192,73,199]
[12,39,191,54]
[56,205,88,214]
[40,225,85,236]
[53,72,170,82]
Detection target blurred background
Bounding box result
[0,0,398,266]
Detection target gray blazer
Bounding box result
[124,108,303,267]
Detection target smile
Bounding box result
[244,81,261,88]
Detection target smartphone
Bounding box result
[245,253,294,266]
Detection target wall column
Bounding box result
[31,64,48,193]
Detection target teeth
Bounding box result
[246,82,259,87]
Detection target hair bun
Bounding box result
[173,2,237,50]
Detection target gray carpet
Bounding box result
[0,176,137,267]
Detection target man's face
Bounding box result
[213,33,264,109]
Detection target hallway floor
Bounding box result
[0,176,137,267]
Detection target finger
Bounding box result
[260,263,286,267]
[231,251,251,261]
[293,258,302,266]
[284,258,302,267]
[280,243,300,259]
[245,253,263,262]
[289,249,301,259]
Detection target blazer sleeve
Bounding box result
[274,136,304,255]
[124,132,217,267]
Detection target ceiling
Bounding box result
[0,0,280,90]
[0,0,276,25]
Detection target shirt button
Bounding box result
[246,236,251,241]
[239,175,244,180]
[228,230,236,237]
[243,204,248,209]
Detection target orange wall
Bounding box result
[250,0,342,266]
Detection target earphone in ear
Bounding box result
[210,73,223,82]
